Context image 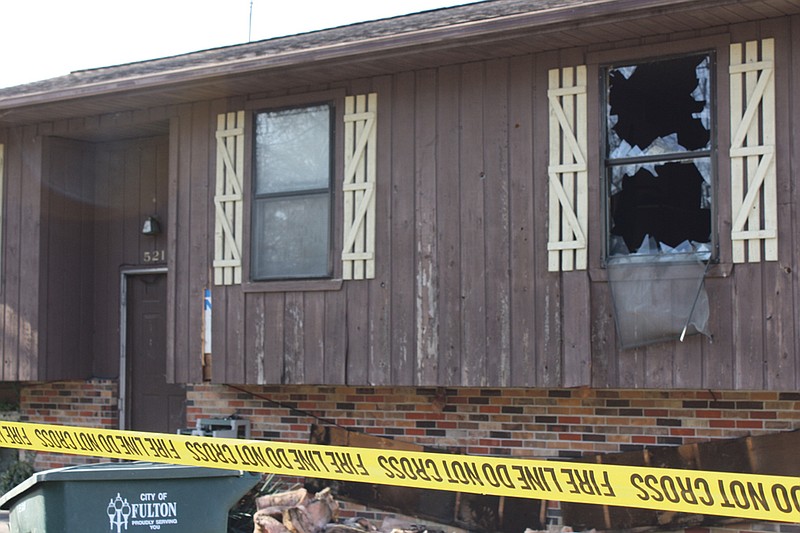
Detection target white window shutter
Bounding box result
[547,66,588,272]
[730,38,777,263]
[342,93,377,280]
[214,111,245,285]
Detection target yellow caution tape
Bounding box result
[1,420,799,523]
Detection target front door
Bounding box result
[126,273,185,433]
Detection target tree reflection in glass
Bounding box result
[252,104,332,279]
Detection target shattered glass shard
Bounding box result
[610,162,710,253]
[608,55,710,151]
[605,52,714,258]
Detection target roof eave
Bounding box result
[0,0,720,113]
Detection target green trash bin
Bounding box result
[0,461,259,533]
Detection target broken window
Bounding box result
[603,54,714,348]
[605,53,714,259]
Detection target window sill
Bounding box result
[242,278,344,293]
[589,262,733,283]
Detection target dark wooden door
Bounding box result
[126,274,185,433]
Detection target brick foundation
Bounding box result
[186,385,800,533]
[12,382,800,532]
[186,385,800,455]
[19,379,118,470]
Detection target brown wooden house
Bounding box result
[2,0,800,530]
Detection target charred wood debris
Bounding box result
[242,485,580,533]
[227,425,800,533]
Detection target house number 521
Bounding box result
[143,250,166,263]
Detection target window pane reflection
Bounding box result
[252,194,331,279]
[254,105,331,195]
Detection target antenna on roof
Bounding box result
[248,0,254,42]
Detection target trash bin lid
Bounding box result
[0,461,252,510]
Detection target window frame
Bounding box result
[586,35,731,275]
[242,89,346,293]
[600,50,718,263]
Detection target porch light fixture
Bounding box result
[141,216,161,236]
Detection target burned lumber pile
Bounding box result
[252,487,445,533]
[254,487,340,533]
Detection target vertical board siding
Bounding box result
[91,136,170,380]
[2,129,26,380]
[92,143,114,378]
[38,139,52,377]
[174,105,195,384]
[209,99,230,384]
[122,144,142,265]
[43,138,95,380]
[562,270,591,388]
[507,55,537,387]
[459,62,488,387]
[734,263,766,389]
[264,293,287,384]
[391,71,417,386]
[547,62,591,387]
[3,21,800,393]
[2,21,799,392]
[323,289,347,385]
[0,112,174,383]
[344,268,370,384]
[483,58,512,386]
[589,280,616,387]
[303,291,326,384]
[763,20,796,390]
[367,75,394,387]
[414,69,439,385]
[0,143,3,343]
[790,15,800,390]
[72,17,792,392]
[0,138,5,380]
[190,102,214,384]
[342,88,372,384]
[283,292,305,384]
[244,293,266,384]
[435,64,462,386]
[673,333,704,390]
[203,38,800,390]
[166,116,181,385]
[703,276,735,389]
[19,126,41,381]
[535,52,565,387]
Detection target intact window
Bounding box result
[252,104,333,280]
[604,53,714,259]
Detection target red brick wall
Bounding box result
[19,379,118,470]
[185,385,800,533]
[13,381,800,532]
[186,385,800,456]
